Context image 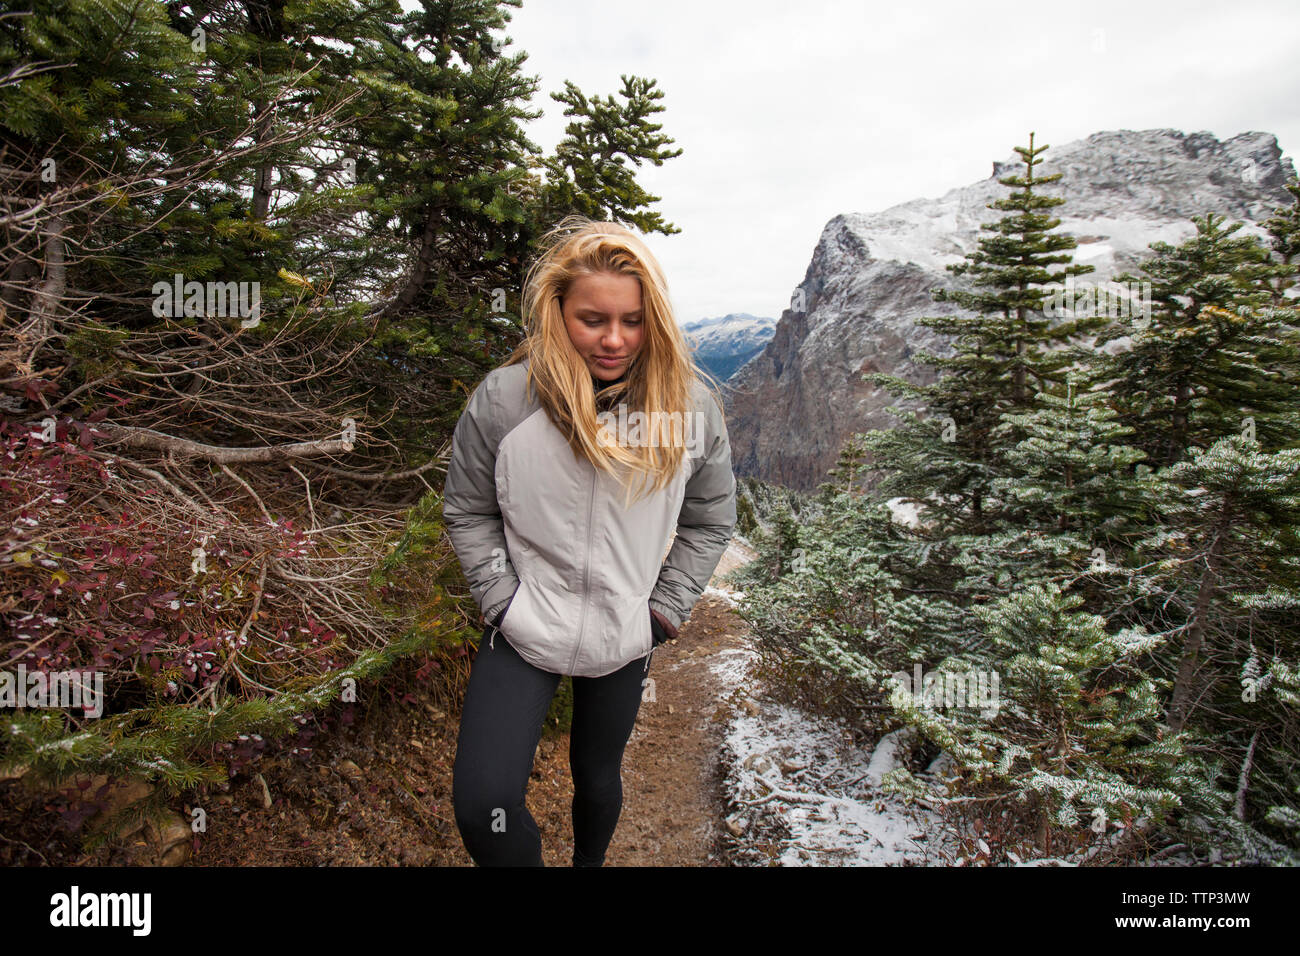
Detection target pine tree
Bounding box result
[992,369,1150,534]
[884,581,1188,858]
[1138,435,1300,837]
[864,132,1100,537]
[534,75,683,236]
[902,366,1159,629]
[819,431,871,502]
[1263,177,1300,304]
[1095,213,1296,464]
[1262,179,1300,413]
[965,366,1158,608]
[730,481,965,722]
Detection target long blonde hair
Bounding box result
[502,215,724,508]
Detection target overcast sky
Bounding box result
[444,0,1300,324]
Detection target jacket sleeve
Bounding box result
[648,388,737,638]
[441,373,520,624]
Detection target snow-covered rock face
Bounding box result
[723,129,1297,492]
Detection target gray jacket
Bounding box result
[442,358,736,677]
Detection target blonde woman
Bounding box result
[442,215,737,866]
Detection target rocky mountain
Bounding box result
[723,129,1298,492]
[683,313,776,383]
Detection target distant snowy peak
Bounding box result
[682,312,777,344]
[683,313,776,382]
[820,129,1296,281]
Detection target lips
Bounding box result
[594,356,625,366]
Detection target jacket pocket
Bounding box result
[499,574,580,674]
[598,589,653,668]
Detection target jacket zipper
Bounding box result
[567,465,598,674]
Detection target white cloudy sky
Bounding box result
[458,0,1299,323]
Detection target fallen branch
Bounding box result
[94,421,354,464]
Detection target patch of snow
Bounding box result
[885,497,922,528]
[710,648,944,866]
[863,727,914,788]
[719,698,940,865]
[706,646,759,688]
[701,583,742,607]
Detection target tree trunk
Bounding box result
[379,210,441,317]
[1169,376,1191,464]
[1233,728,1259,822]
[1168,523,1227,733]
[25,214,66,347]
[245,0,287,222]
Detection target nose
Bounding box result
[602,323,624,351]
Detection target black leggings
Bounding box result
[452,625,653,866]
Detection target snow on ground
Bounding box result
[708,643,948,866]
[701,583,742,608]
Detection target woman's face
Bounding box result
[561,271,644,381]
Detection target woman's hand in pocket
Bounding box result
[648,605,676,646]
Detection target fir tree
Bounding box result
[1263,177,1300,304]
[1095,213,1296,464]
[991,369,1150,538]
[865,133,1100,536]
[884,582,1188,858]
[534,75,683,236]
[1140,435,1300,834]
[964,366,1157,614]
[819,431,871,501]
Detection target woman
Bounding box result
[442,215,737,866]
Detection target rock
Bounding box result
[337,759,363,781]
[742,753,774,775]
[925,751,956,778]
[255,772,272,809]
[143,811,193,866]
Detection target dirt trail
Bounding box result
[601,543,756,865]
[598,595,751,865]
